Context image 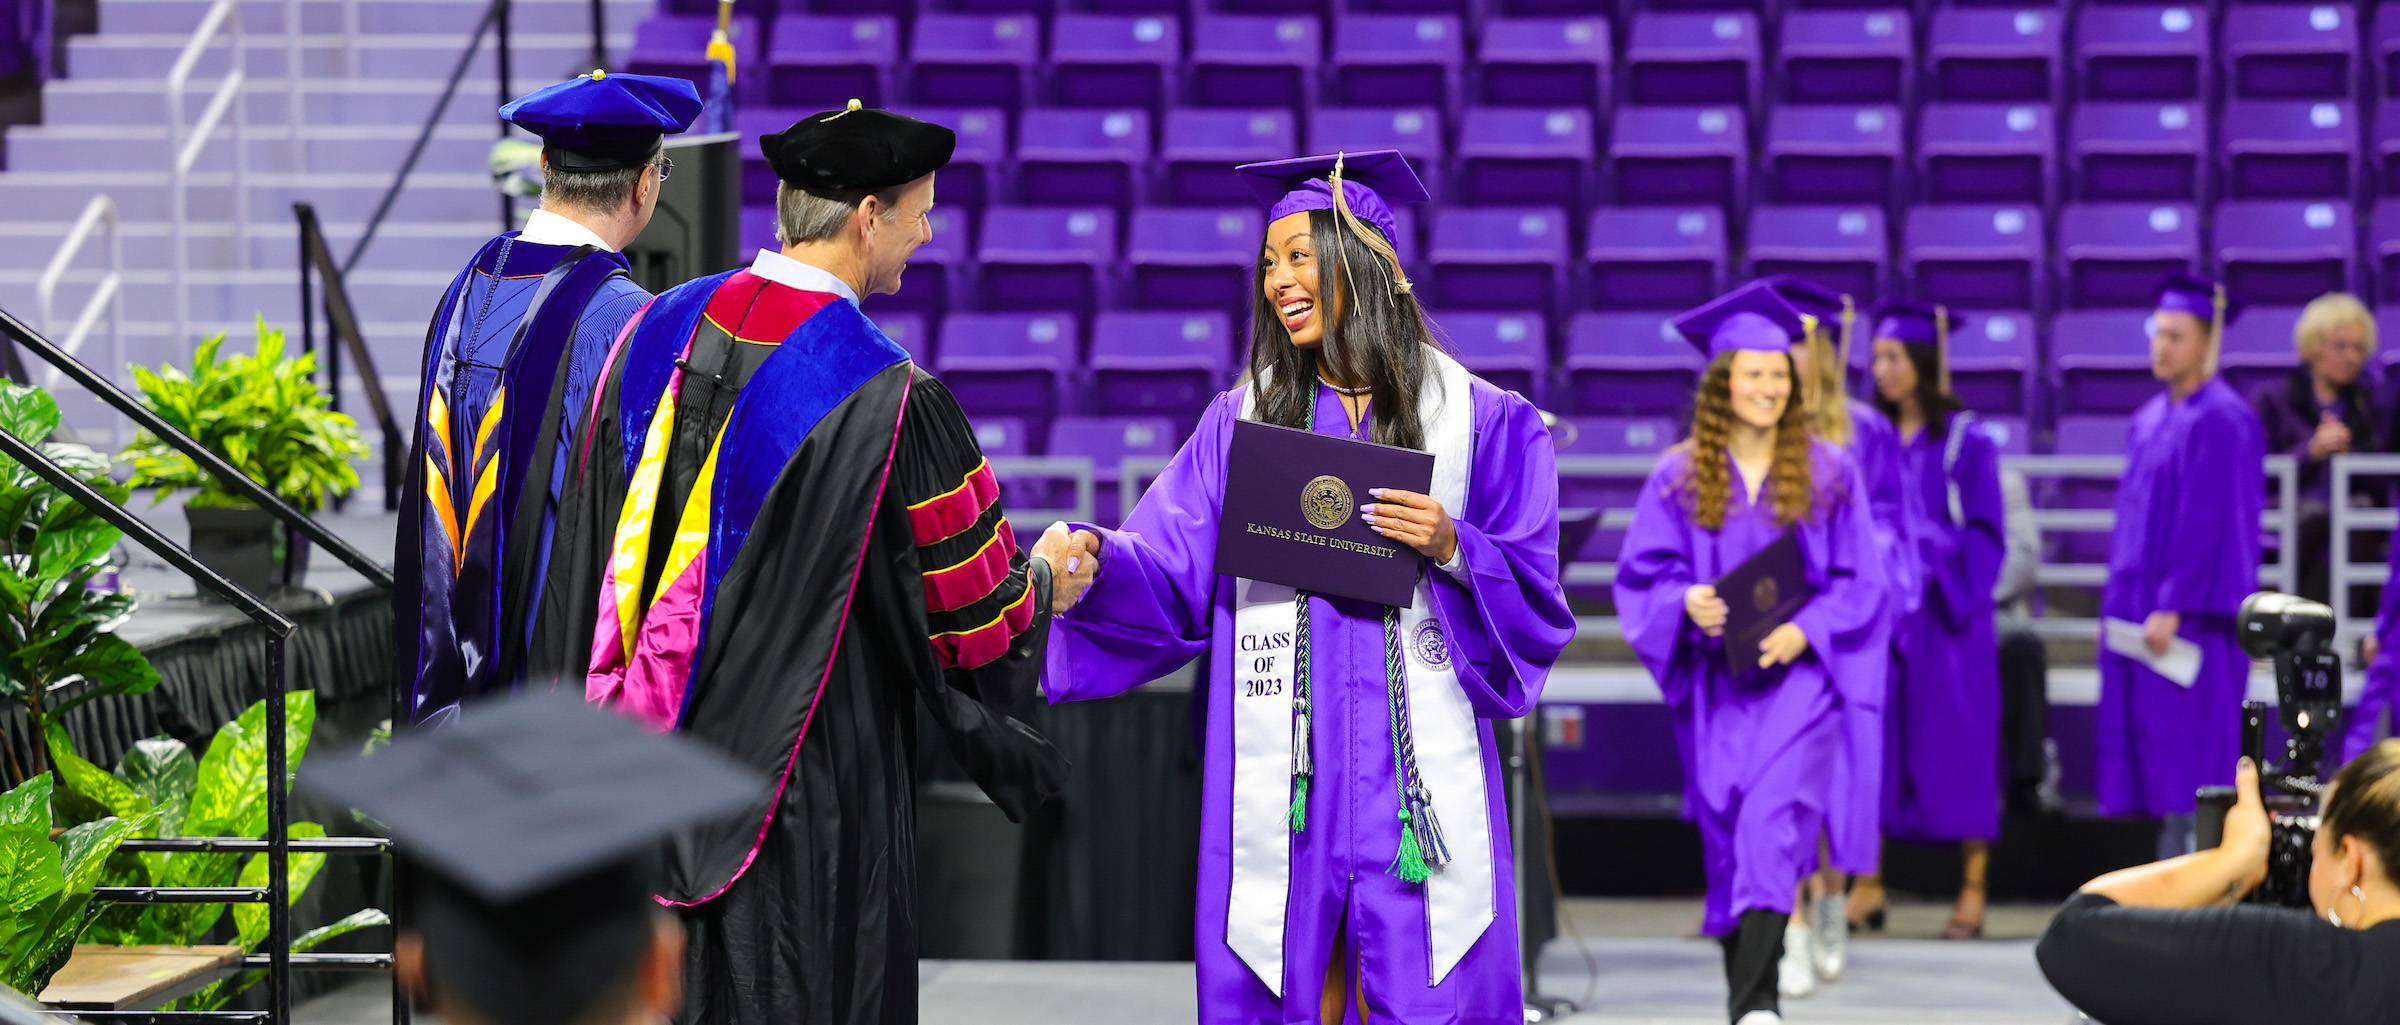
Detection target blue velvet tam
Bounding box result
[1236,149,1430,247]
[2155,270,2243,327]
[1673,283,1808,359]
[500,70,702,172]
[1867,297,1968,347]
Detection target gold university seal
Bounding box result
[1751,575,1779,613]
[1301,475,1353,531]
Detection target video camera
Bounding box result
[2195,591,2341,908]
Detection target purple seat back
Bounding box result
[2073,4,2211,101]
[1904,204,2047,312]
[1625,11,1762,109]
[1565,311,1704,416]
[1049,416,1182,485]
[2219,305,2309,396]
[1330,14,1466,110]
[2068,101,2206,201]
[1457,107,1596,209]
[1188,15,1321,110]
[1127,207,1262,311]
[1306,107,1446,171]
[907,14,1040,110]
[935,311,1079,432]
[1435,311,1548,401]
[2377,104,2400,197]
[766,14,898,108]
[2372,203,2400,301]
[977,207,1119,315]
[967,416,1031,458]
[891,106,1007,211]
[2223,3,2359,101]
[1015,108,1152,208]
[2380,6,2400,98]
[1584,206,1727,311]
[1049,14,1180,110]
[2052,414,2130,456]
[1978,414,2032,456]
[1745,205,1889,300]
[1476,16,1611,108]
[628,15,760,103]
[1777,8,1913,106]
[1161,109,1297,205]
[1609,105,1748,210]
[2215,200,2358,305]
[2057,203,2199,309]
[1560,416,1679,457]
[2052,310,2158,416]
[872,312,933,366]
[1426,207,1570,314]
[736,106,801,207]
[1764,104,1903,204]
[2222,100,2360,199]
[1946,310,2038,417]
[1927,7,2062,102]
[1091,312,1233,421]
[863,205,972,319]
[1918,102,2055,205]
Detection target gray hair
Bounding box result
[774,182,906,246]
[542,141,663,214]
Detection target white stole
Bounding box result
[1225,346,1494,994]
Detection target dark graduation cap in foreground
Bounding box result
[301,692,765,1025]
[498,70,703,174]
[761,99,956,191]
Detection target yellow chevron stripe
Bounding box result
[610,383,681,661]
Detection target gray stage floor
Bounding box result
[298,899,2082,1025]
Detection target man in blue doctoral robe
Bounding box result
[2097,272,2266,858]
[397,70,702,724]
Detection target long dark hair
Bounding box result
[1679,352,1816,531]
[1873,342,1968,441]
[1247,207,1439,452]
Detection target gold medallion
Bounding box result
[1752,575,1779,613]
[1301,475,1354,531]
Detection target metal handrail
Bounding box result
[344,0,505,275]
[989,456,1095,527]
[34,196,124,446]
[166,0,248,349]
[2327,452,2400,646]
[295,204,405,511]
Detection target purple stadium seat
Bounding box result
[907,14,1040,111]
[1918,103,2056,206]
[2381,309,2400,378]
[1609,105,1748,211]
[1624,10,1762,111]
[2373,203,2400,303]
[1306,108,1446,198]
[1777,8,1913,106]
[2215,199,2359,306]
[1745,205,1889,302]
[2222,100,2361,200]
[878,107,1002,214]
[1927,6,2062,102]
[2377,104,2400,197]
[1050,14,1180,111]
[976,206,1118,317]
[627,15,761,103]
[1584,206,1727,311]
[2068,101,2206,201]
[1161,109,1297,206]
[2073,4,2210,102]
[966,416,1031,458]
[1188,15,1320,110]
[1561,415,1678,456]
[2052,310,2157,416]
[2380,4,2400,98]
[739,204,775,259]
[1048,415,1184,528]
[1947,311,2038,419]
[935,312,1079,434]
[1014,108,1152,208]
[861,205,970,320]
[1330,14,1466,112]
[1426,208,1570,316]
[873,312,933,367]
[1978,414,2033,456]
[1089,312,1231,422]
[765,14,898,109]
[2219,305,2309,397]
[2058,203,2200,309]
[1436,311,1549,402]
[1126,206,1261,311]
[1456,107,1596,210]
[2223,4,2360,101]
[1904,204,2048,313]
[1763,105,1903,205]
[2053,413,2130,455]
[736,106,800,207]
[1476,16,1611,108]
[1564,311,1703,416]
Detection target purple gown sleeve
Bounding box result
[1428,386,1576,719]
[1612,453,1703,707]
[1926,423,2008,630]
[1849,404,1921,615]
[2153,402,2266,618]
[1791,453,1889,696]
[1042,391,1241,703]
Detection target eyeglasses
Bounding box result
[652,157,674,182]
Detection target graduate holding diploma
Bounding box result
[1041,150,1575,1025]
[1613,283,1886,1025]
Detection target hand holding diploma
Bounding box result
[2143,610,2181,656]
[1361,488,1458,564]
[1756,622,1809,668]
[1033,522,1103,614]
[1685,584,1728,636]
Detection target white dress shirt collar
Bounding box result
[747,249,861,306]
[517,208,616,252]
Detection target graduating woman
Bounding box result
[1040,150,1574,1025]
[1614,284,1886,1025]
[1864,299,2008,939]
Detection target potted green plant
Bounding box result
[0,773,141,998]
[120,318,368,596]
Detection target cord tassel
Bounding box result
[1288,695,1312,832]
[1389,809,1431,884]
[1407,785,1451,868]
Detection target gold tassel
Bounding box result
[707,0,738,84]
[1936,303,1953,395]
[2209,282,2228,378]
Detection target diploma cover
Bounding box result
[1216,419,1436,607]
[1715,527,1816,674]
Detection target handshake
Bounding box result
[1032,521,1103,615]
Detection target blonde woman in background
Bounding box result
[2246,292,2384,605]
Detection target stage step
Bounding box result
[0,169,502,223]
[65,32,629,81]
[98,0,651,39]
[5,123,500,175]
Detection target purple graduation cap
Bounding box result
[1671,282,1806,360]
[1235,149,1431,251]
[1868,296,1969,391]
[2155,269,2243,332]
[1759,273,1857,356]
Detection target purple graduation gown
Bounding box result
[2098,377,2265,818]
[1043,378,1574,1025]
[1885,412,2007,843]
[2339,557,2400,766]
[1614,441,1886,936]
[1825,399,1913,873]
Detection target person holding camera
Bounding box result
[2035,742,2400,1024]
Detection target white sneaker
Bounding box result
[1735,1011,1784,1025]
[1813,891,1849,981]
[1778,916,1816,998]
